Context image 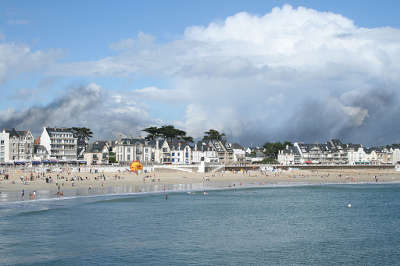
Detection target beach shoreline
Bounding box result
[1,167,400,203]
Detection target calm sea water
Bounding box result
[1,184,400,265]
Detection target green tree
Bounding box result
[142,125,193,143]
[71,127,93,143]
[143,126,160,141]
[108,152,116,164]
[260,158,279,164]
[182,136,194,143]
[203,129,226,142]
[263,141,292,159]
[70,127,93,158]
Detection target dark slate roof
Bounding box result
[167,139,193,150]
[195,142,211,152]
[46,127,73,133]
[281,146,300,155]
[34,144,48,154]
[5,128,28,138]
[118,138,145,145]
[231,143,244,149]
[208,140,232,152]
[87,141,108,153]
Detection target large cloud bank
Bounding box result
[0,83,153,139]
[5,5,400,144]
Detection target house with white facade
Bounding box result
[192,142,219,163]
[0,129,34,162]
[152,139,193,164]
[278,145,301,165]
[347,147,369,165]
[0,130,10,163]
[33,144,50,161]
[40,127,78,161]
[392,148,400,165]
[168,141,193,164]
[114,138,154,164]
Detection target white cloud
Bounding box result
[0,42,61,84]
[48,5,400,144]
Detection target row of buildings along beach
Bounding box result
[0,127,237,165]
[1,127,400,166]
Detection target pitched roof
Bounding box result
[87,141,109,153]
[165,139,193,150]
[117,138,146,145]
[34,144,48,154]
[5,128,30,138]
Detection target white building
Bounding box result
[114,138,154,164]
[393,149,400,165]
[33,144,50,161]
[347,147,369,165]
[278,146,301,165]
[0,129,34,162]
[168,141,193,164]
[191,142,219,163]
[233,149,246,162]
[40,127,78,161]
[0,130,10,163]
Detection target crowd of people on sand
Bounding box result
[0,166,138,199]
[0,165,395,201]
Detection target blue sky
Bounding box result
[1,1,400,145]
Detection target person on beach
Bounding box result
[21,189,25,200]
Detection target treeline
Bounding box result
[262,141,292,159]
[142,126,226,143]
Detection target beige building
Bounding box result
[84,141,110,165]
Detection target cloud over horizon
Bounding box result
[0,83,154,139]
[3,5,400,145]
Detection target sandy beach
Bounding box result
[1,167,400,202]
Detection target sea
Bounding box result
[1,183,400,265]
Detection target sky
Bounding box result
[1,0,400,146]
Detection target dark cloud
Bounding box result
[0,83,153,139]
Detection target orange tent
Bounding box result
[130,160,143,172]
